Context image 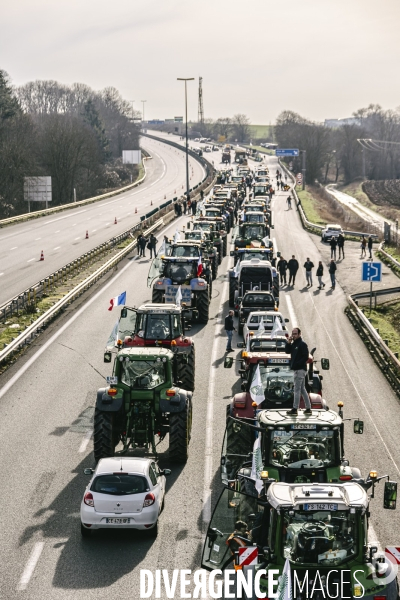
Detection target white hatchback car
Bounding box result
[80,457,170,538]
[243,310,289,341]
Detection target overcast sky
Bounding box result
[2,0,400,124]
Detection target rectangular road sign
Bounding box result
[362,262,382,282]
[276,148,299,157]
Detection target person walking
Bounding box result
[288,255,299,286]
[330,237,338,260]
[182,197,187,215]
[191,198,197,216]
[368,235,373,259]
[303,258,314,287]
[337,233,345,259]
[316,261,325,289]
[329,259,337,289]
[138,234,147,258]
[224,310,236,353]
[285,327,312,415]
[286,195,292,209]
[148,233,157,259]
[277,256,288,285]
[361,236,367,258]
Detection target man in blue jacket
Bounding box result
[285,327,312,415]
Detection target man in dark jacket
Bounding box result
[148,233,157,259]
[337,233,345,259]
[138,234,147,257]
[277,256,288,285]
[285,327,312,415]
[303,258,314,287]
[330,237,337,260]
[368,235,373,259]
[288,255,299,286]
[329,259,337,289]
[224,310,236,353]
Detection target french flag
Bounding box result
[197,254,203,277]
[108,291,126,311]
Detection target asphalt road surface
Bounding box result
[0,136,206,307]
[0,151,399,599]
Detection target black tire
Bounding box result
[81,523,92,538]
[147,521,158,538]
[208,278,213,299]
[93,410,118,462]
[176,346,195,392]
[196,290,209,324]
[152,288,163,303]
[169,398,192,463]
[229,277,238,308]
[217,243,222,265]
[238,322,243,336]
[222,235,227,257]
[212,254,218,280]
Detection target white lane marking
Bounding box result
[27,258,35,263]
[92,229,97,232]
[79,429,93,453]
[53,247,60,250]
[0,273,4,276]
[17,542,45,591]
[74,237,80,240]
[284,293,298,328]
[105,223,110,226]
[272,236,278,255]
[72,224,77,226]
[11,247,17,250]
[55,230,60,233]
[35,238,41,241]
[0,218,185,400]
[40,210,87,226]
[202,280,228,529]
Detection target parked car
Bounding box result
[321,223,343,242]
[243,310,289,341]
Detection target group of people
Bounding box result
[173,194,198,217]
[277,255,337,290]
[360,235,374,258]
[137,233,158,258]
[328,234,345,260]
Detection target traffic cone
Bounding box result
[40,250,44,261]
[164,194,166,199]
[114,217,117,224]
[151,200,153,206]
[86,230,89,239]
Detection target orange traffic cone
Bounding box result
[114,217,117,224]
[40,250,44,261]
[86,230,89,239]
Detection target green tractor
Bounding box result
[95,347,193,463]
[183,229,219,280]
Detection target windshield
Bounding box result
[254,185,269,195]
[135,314,181,339]
[164,261,195,283]
[240,251,270,262]
[269,430,336,468]
[205,210,220,218]
[283,508,358,566]
[193,222,214,233]
[249,314,283,326]
[242,294,274,306]
[246,214,264,223]
[248,363,293,402]
[241,225,265,239]
[121,360,166,388]
[169,245,200,258]
[244,205,264,212]
[249,339,287,352]
[91,475,149,495]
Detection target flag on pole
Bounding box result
[175,286,182,306]
[106,319,119,349]
[270,317,283,339]
[250,436,264,494]
[250,364,264,406]
[233,260,240,278]
[255,318,265,337]
[108,291,126,311]
[173,229,180,243]
[157,238,166,257]
[197,254,203,277]
[277,558,292,600]
[262,236,270,246]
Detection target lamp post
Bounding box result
[177,78,195,198]
[141,100,146,123]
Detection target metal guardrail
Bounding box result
[0,218,164,366]
[0,157,150,228]
[378,242,400,270]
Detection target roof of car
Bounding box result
[137,303,182,313]
[96,457,150,475]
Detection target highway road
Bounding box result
[0,136,206,307]
[0,151,399,599]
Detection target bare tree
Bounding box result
[231,114,250,143]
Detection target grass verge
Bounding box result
[296,186,326,226]
[363,301,400,356]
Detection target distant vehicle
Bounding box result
[212,145,219,151]
[204,146,212,152]
[80,457,170,538]
[321,223,343,242]
[194,138,200,142]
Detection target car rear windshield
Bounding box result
[91,474,149,495]
[243,294,274,306]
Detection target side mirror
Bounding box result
[120,307,127,318]
[104,352,112,363]
[230,250,235,256]
[263,547,271,562]
[185,324,192,330]
[276,251,281,257]
[241,382,247,391]
[237,342,245,348]
[224,357,234,368]
[353,420,364,434]
[384,481,397,510]
[160,469,172,477]
[321,358,330,370]
[84,468,94,475]
[270,224,274,229]
[284,318,289,323]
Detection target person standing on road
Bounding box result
[316,261,325,289]
[288,255,299,286]
[361,236,367,258]
[285,328,312,415]
[191,198,197,216]
[277,256,288,285]
[148,233,157,259]
[329,259,337,289]
[138,234,147,258]
[224,310,236,353]
[337,233,345,259]
[303,258,314,287]
[368,235,373,259]
[287,195,292,209]
[330,237,337,260]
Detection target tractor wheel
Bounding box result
[222,236,227,257]
[176,346,195,392]
[229,277,238,308]
[212,254,218,280]
[152,288,163,303]
[217,244,222,265]
[93,410,118,462]
[169,398,192,463]
[196,290,209,324]
[238,322,243,336]
[208,278,213,299]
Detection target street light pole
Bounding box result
[177,78,195,198]
[141,100,146,123]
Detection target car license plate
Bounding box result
[105,518,131,524]
[304,504,338,511]
[291,423,316,429]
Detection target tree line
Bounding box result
[0,70,140,217]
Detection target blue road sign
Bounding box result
[276,148,299,157]
[362,262,382,282]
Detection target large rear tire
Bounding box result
[222,236,227,257]
[217,243,222,265]
[176,346,195,392]
[212,254,218,280]
[152,288,163,303]
[169,398,192,463]
[229,277,238,308]
[196,290,209,324]
[93,410,118,462]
